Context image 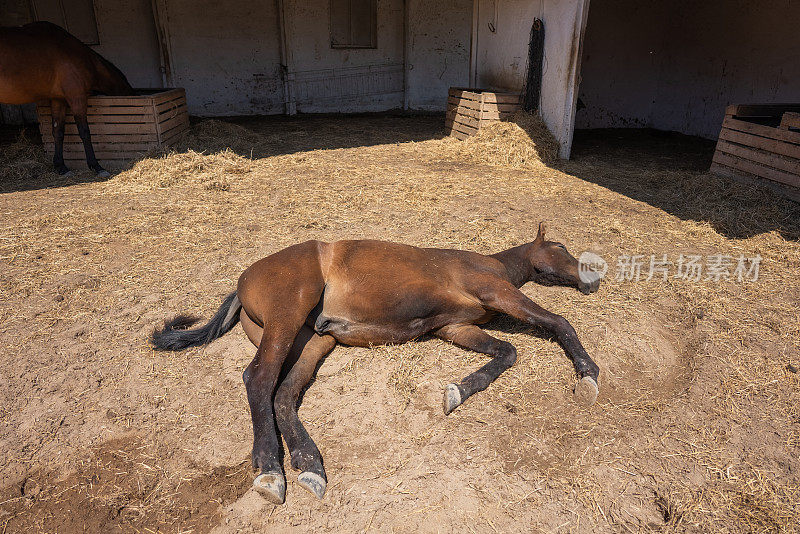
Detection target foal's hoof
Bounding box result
[443,383,462,415]
[253,471,286,505]
[298,471,326,499]
[574,376,599,406]
[95,169,111,179]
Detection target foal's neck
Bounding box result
[490,243,534,288]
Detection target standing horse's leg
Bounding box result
[434,324,518,414]
[481,282,601,405]
[274,326,336,499]
[66,96,109,178]
[50,99,70,175]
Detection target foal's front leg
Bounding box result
[482,282,601,405]
[435,324,518,414]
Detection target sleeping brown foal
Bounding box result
[152,223,602,504]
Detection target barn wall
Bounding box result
[281,0,404,113]
[1,0,471,119]
[406,0,472,111]
[93,0,162,88]
[576,0,800,139]
[156,0,284,116]
[474,0,589,158]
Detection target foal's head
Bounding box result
[527,222,601,295]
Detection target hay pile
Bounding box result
[172,119,270,155]
[0,129,52,188]
[118,149,252,191]
[454,111,559,168]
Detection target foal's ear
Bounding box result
[535,221,547,242]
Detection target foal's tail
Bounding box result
[151,291,242,351]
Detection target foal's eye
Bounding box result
[555,243,567,251]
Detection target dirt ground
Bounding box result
[0,115,799,533]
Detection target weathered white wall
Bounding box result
[157,0,284,115]
[93,0,162,87]
[576,0,800,139]
[474,0,589,158]
[282,0,405,113]
[1,0,472,119]
[406,0,472,110]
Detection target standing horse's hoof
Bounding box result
[58,169,74,177]
[574,376,599,406]
[298,471,326,499]
[253,471,286,505]
[443,383,462,415]
[95,169,111,179]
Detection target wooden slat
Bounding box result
[447,104,481,119]
[723,117,800,145]
[481,102,520,113]
[480,110,516,120]
[716,140,800,175]
[481,93,520,104]
[85,95,155,106]
[41,132,159,143]
[728,104,800,118]
[159,119,189,144]
[712,151,800,188]
[57,149,155,159]
[450,129,470,140]
[711,162,800,202]
[719,128,800,160]
[156,100,187,117]
[151,88,185,105]
[780,112,800,130]
[47,141,158,152]
[38,112,155,124]
[44,122,160,135]
[157,112,188,133]
[447,97,482,111]
[451,114,480,129]
[445,119,478,137]
[39,105,153,116]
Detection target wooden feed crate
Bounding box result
[446,87,522,140]
[36,88,189,168]
[711,103,800,201]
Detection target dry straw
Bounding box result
[1,113,799,532]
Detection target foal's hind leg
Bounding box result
[274,326,336,499]
[243,306,322,504]
[434,324,517,414]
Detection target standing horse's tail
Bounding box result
[151,292,242,351]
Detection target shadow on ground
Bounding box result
[562,128,800,240]
[0,113,446,194]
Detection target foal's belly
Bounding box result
[314,314,441,347]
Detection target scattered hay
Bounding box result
[0,129,53,188]
[117,148,252,191]
[173,119,269,155]
[453,111,559,168]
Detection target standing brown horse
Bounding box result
[0,21,134,177]
[152,224,602,504]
